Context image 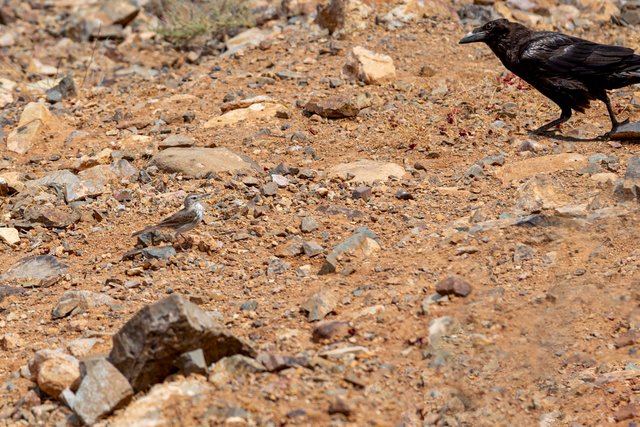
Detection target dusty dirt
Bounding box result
[1,1,640,426]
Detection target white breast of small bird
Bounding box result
[194,203,205,222]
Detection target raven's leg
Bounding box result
[602,94,628,132]
[531,108,572,134]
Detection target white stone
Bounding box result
[343,46,396,84]
[0,227,20,245]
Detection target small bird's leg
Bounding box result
[531,108,572,134]
[603,94,628,133]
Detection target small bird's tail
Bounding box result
[131,226,157,237]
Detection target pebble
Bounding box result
[435,276,472,298]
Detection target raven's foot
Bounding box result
[604,118,630,139]
[610,118,630,133]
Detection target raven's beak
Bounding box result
[459,30,487,44]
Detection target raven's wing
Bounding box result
[520,33,638,77]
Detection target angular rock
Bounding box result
[515,175,571,213]
[52,290,117,319]
[224,27,279,56]
[328,159,406,183]
[319,227,381,275]
[67,338,99,358]
[614,156,640,202]
[276,237,304,257]
[0,285,25,302]
[267,257,289,275]
[304,94,371,118]
[1,255,68,287]
[610,121,640,140]
[37,355,81,400]
[65,165,117,202]
[151,147,260,179]
[300,217,319,232]
[208,355,266,384]
[159,134,195,150]
[142,245,176,260]
[301,289,337,321]
[303,241,324,257]
[221,95,274,113]
[513,243,534,262]
[23,204,80,228]
[6,102,52,154]
[204,102,288,128]
[0,171,25,193]
[109,294,256,391]
[108,380,211,427]
[27,169,79,192]
[174,349,207,376]
[0,227,19,245]
[256,353,310,372]
[73,358,133,425]
[352,185,372,200]
[343,46,396,84]
[312,320,351,342]
[435,276,472,297]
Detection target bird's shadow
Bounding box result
[528,131,606,143]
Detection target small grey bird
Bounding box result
[132,194,205,240]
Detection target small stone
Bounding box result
[328,398,353,416]
[38,357,81,400]
[262,181,278,196]
[52,290,116,319]
[240,301,258,311]
[159,134,195,150]
[142,246,176,260]
[73,359,133,425]
[23,205,80,228]
[1,255,68,287]
[256,353,309,372]
[66,338,98,358]
[614,156,640,202]
[513,243,534,262]
[302,241,324,257]
[302,289,337,321]
[343,46,396,85]
[174,349,208,376]
[352,186,372,201]
[300,217,319,232]
[465,164,485,180]
[319,227,380,275]
[271,174,289,187]
[435,276,472,297]
[395,190,414,200]
[208,355,265,385]
[267,257,289,275]
[0,227,19,245]
[304,94,371,118]
[481,153,505,166]
[312,321,351,342]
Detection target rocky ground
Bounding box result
[1,0,640,425]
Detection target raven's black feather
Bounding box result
[460,19,640,134]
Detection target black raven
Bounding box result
[459,19,640,134]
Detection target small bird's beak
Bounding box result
[459,30,487,44]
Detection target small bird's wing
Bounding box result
[131,208,194,236]
[521,33,638,77]
[154,208,196,229]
